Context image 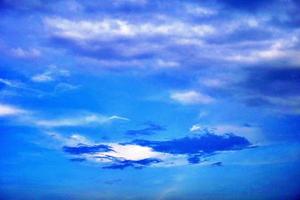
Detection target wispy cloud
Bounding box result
[10,47,41,59]
[170,90,215,105]
[31,72,54,82]
[35,114,129,127]
[185,5,217,16]
[31,65,70,83]
[0,78,15,87]
[54,83,79,93]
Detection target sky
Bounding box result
[0,0,300,199]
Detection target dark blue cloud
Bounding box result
[69,158,86,162]
[103,158,161,170]
[187,155,201,164]
[243,123,253,128]
[132,133,251,154]
[126,122,166,136]
[211,162,222,167]
[241,67,300,98]
[217,0,276,11]
[63,144,112,155]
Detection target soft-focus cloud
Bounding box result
[236,66,300,115]
[31,72,54,82]
[0,103,27,116]
[170,90,215,105]
[31,65,70,83]
[10,47,41,59]
[35,114,129,127]
[226,37,300,65]
[185,5,217,16]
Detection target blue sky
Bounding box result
[0,0,300,199]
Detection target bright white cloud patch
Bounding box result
[0,104,26,116]
[170,90,215,105]
[95,144,167,161]
[190,124,202,132]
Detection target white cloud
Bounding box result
[109,115,130,121]
[35,114,129,127]
[226,37,300,65]
[170,90,215,105]
[32,65,70,83]
[45,17,215,42]
[32,72,54,82]
[156,59,179,68]
[185,5,217,16]
[0,104,27,116]
[94,143,167,161]
[77,56,180,70]
[190,124,202,132]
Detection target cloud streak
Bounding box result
[35,114,129,127]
